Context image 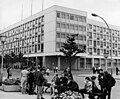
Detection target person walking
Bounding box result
[35,67,46,99]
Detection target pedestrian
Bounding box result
[7,67,12,79]
[36,67,46,99]
[92,67,96,74]
[116,67,119,75]
[98,69,106,92]
[104,71,116,99]
[55,66,58,73]
[53,66,56,73]
[20,67,29,94]
[27,68,35,95]
[46,67,50,76]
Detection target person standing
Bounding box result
[7,67,12,79]
[116,67,119,75]
[20,67,29,94]
[55,66,58,73]
[27,68,35,95]
[104,71,116,99]
[35,68,46,99]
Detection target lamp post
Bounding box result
[104,52,109,71]
[92,13,113,74]
[0,36,6,85]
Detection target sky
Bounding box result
[0,0,120,30]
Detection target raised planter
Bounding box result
[2,84,20,92]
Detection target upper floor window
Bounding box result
[70,15,74,20]
[57,12,60,18]
[61,13,65,19]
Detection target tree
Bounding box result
[60,35,85,71]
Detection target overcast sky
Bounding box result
[0,0,120,30]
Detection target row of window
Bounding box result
[88,47,120,56]
[3,43,44,55]
[88,24,120,36]
[87,40,120,49]
[2,16,44,37]
[56,32,86,41]
[57,12,86,22]
[57,22,86,31]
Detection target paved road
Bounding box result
[0,69,120,99]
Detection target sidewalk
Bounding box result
[0,90,52,99]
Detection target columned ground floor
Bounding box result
[28,55,120,72]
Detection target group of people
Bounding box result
[51,68,115,99]
[20,66,47,99]
[19,66,116,99]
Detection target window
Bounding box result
[61,13,65,19]
[70,24,74,30]
[66,24,69,29]
[41,43,44,52]
[75,16,79,21]
[57,12,60,18]
[75,25,78,30]
[93,33,96,38]
[38,44,40,51]
[61,23,65,28]
[88,40,92,46]
[56,33,60,38]
[66,14,69,19]
[70,15,74,20]
[61,33,65,38]
[56,42,60,51]
[57,22,60,28]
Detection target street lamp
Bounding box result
[0,36,6,85]
[92,13,113,74]
[104,52,109,71]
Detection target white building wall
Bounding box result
[44,11,56,53]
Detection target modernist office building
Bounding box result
[0,5,120,70]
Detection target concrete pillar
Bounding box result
[84,58,86,69]
[58,56,61,70]
[36,56,38,66]
[92,57,94,67]
[43,56,45,67]
[99,58,101,68]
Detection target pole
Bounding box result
[92,13,113,75]
[105,58,107,71]
[31,0,33,16]
[1,43,4,75]
[42,0,44,11]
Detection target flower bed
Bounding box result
[51,91,82,99]
[2,78,21,92]
[2,78,20,85]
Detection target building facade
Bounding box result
[0,5,120,70]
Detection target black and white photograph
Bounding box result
[0,0,120,99]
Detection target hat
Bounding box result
[91,76,97,80]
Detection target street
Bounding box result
[0,69,120,99]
